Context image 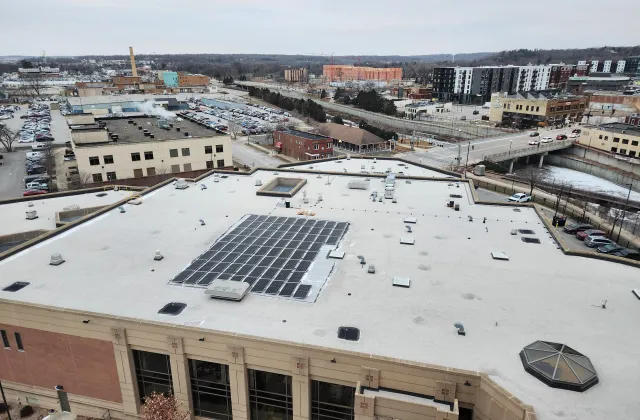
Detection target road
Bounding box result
[397,127,574,169]
[0,151,26,200]
[231,138,282,168]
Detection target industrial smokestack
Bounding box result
[129,46,138,77]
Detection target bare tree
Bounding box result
[228,120,241,139]
[155,164,173,181]
[140,393,190,420]
[70,171,94,189]
[0,123,18,152]
[520,166,544,196]
[21,73,46,98]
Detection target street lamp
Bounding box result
[508,139,513,156]
[616,183,633,242]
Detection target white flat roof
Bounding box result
[0,171,638,420]
[0,190,134,236]
[287,158,452,178]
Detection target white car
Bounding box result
[541,136,553,143]
[528,140,540,146]
[508,193,532,203]
[26,181,48,190]
[569,133,579,138]
[32,143,49,151]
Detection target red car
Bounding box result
[23,189,46,196]
[576,229,605,241]
[556,134,568,140]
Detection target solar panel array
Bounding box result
[170,215,349,300]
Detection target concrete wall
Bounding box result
[546,154,640,192]
[67,114,96,125]
[562,146,640,177]
[71,129,109,145]
[0,301,534,420]
[73,136,233,181]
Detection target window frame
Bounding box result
[182,148,191,157]
[189,359,233,420]
[1,330,9,348]
[144,151,154,160]
[103,155,114,165]
[216,144,224,153]
[131,152,141,162]
[14,332,24,351]
[133,350,174,403]
[205,145,213,154]
[92,173,103,183]
[89,156,100,166]
[216,159,225,168]
[169,149,179,158]
[106,172,117,181]
[248,369,293,420]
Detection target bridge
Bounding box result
[484,139,574,172]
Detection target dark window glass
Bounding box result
[14,332,24,351]
[131,152,141,162]
[104,155,114,164]
[92,173,103,182]
[189,360,232,420]
[106,172,117,181]
[248,369,292,420]
[217,159,225,168]
[216,145,224,153]
[89,156,99,166]
[144,151,154,160]
[206,160,214,169]
[182,148,190,156]
[311,381,355,420]
[622,139,629,144]
[170,149,178,158]
[133,350,173,402]
[631,140,639,146]
[1,330,9,348]
[205,146,213,154]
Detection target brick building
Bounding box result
[323,65,402,82]
[178,73,210,87]
[273,129,333,160]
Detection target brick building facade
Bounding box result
[273,130,333,160]
[323,65,402,82]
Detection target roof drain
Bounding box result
[337,327,360,341]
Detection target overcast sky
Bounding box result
[2,0,639,57]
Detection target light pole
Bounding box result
[508,139,513,156]
[616,183,633,242]
[464,141,471,178]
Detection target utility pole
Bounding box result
[616,183,633,242]
[464,141,471,178]
[0,381,11,420]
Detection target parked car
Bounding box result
[584,236,616,248]
[508,193,532,203]
[529,132,540,137]
[541,136,553,143]
[25,181,49,190]
[572,129,581,134]
[32,143,49,151]
[569,133,579,138]
[528,140,540,145]
[610,248,640,260]
[556,134,568,140]
[597,244,625,254]
[576,229,606,241]
[472,110,479,115]
[563,223,593,234]
[23,189,46,196]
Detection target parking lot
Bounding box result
[2,103,71,148]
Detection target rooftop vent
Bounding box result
[200,183,207,190]
[26,210,38,220]
[491,251,509,260]
[205,279,250,301]
[522,237,541,244]
[400,237,415,245]
[255,179,263,186]
[158,302,186,316]
[450,194,463,198]
[518,229,536,235]
[327,250,345,259]
[393,276,411,288]
[348,180,368,190]
[454,322,466,336]
[357,255,366,266]
[150,134,155,138]
[632,289,640,300]
[127,119,133,124]
[337,326,360,341]
[154,250,164,261]
[143,132,150,137]
[118,206,125,213]
[175,178,189,189]
[404,217,417,224]
[50,253,65,266]
[405,225,412,233]
[367,265,376,274]
[184,132,189,137]
[511,229,518,235]
[138,126,142,130]
[2,282,30,292]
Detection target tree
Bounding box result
[0,123,18,152]
[332,115,344,125]
[228,120,241,139]
[71,171,94,190]
[222,76,234,85]
[320,89,327,99]
[140,393,190,420]
[21,73,46,98]
[20,60,34,69]
[334,87,344,100]
[343,95,351,105]
[520,166,543,196]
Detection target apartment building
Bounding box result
[273,129,333,160]
[489,91,587,128]
[69,116,232,183]
[578,122,640,158]
[322,65,402,82]
[0,164,636,420]
[284,68,309,83]
[178,73,210,87]
[548,64,589,90]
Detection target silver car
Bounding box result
[584,235,615,248]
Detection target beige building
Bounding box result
[69,115,232,183]
[489,92,587,128]
[578,122,640,158]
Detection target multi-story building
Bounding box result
[548,64,589,90]
[567,76,631,95]
[405,101,452,120]
[431,67,456,101]
[323,65,402,82]
[0,159,637,420]
[178,73,210,87]
[489,91,587,128]
[514,65,551,92]
[158,71,179,88]
[624,113,640,126]
[578,122,640,158]
[68,115,232,183]
[284,68,309,83]
[273,129,333,160]
[389,86,433,100]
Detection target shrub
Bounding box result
[0,403,8,413]
[20,405,34,418]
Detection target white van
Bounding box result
[32,143,49,151]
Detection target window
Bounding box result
[629,151,637,157]
[620,149,627,154]
[205,145,213,154]
[217,159,225,168]
[133,169,143,178]
[622,139,629,144]
[106,172,117,181]
[1,330,9,348]
[613,137,620,143]
[183,163,192,172]
[144,151,154,160]
[206,161,214,169]
[312,381,355,420]
[171,164,180,173]
[14,332,24,351]
[133,350,173,402]
[92,173,103,182]
[599,135,603,140]
[169,149,178,158]
[103,155,114,164]
[326,143,332,149]
[182,148,190,157]
[611,147,618,153]
[131,152,141,162]
[89,156,100,166]
[190,360,232,420]
[550,107,555,112]
[313,143,319,150]
[216,144,224,153]
[147,167,156,176]
[632,140,639,146]
[526,106,529,111]
[248,369,292,420]
[604,136,609,140]
[536,106,540,112]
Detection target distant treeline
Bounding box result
[248,86,326,123]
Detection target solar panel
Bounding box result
[244,277,257,285]
[279,283,298,297]
[265,281,284,294]
[276,269,292,281]
[293,285,312,299]
[252,279,270,292]
[290,271,305,282]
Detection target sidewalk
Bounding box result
[467,172,640,249]
[244,140,298,163]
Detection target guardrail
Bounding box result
[484,139,573,162]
